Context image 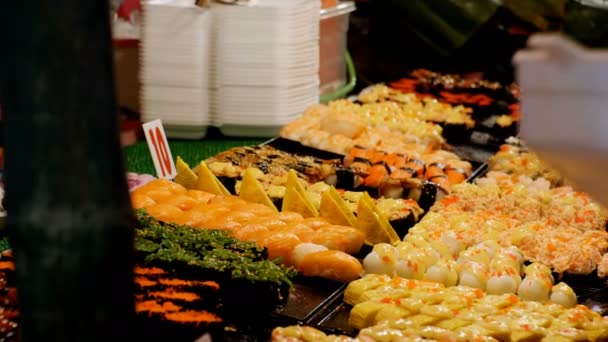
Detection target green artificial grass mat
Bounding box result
[124,132,266,175]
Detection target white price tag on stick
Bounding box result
[143,119,177,179]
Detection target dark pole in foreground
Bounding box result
[0,1,135,341]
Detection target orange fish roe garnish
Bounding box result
[159,279,191,287]
[158,278,221,290]
[164,310,222,324]
[162,301,181,312]
[134,266,166,275]
[200,281,220,290]
[136,300,164,314]
[149,289,200,302]
[0,261,15,271]
[135,277,157,288]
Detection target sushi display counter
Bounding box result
[3,70,608,341]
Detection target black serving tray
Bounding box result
[272,276,346,324]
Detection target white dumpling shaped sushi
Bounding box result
[395,241,415,257]
[490,252,523,276]
[550,282,577,308]
[439,231,465,258]
[424,258,458,287]
[517,273,552,302]
[501,246,524,265]
[429,240,454,260]
[524,263,554,283]
[395,253,426,280]
[458,261,489,290]
[409,246,441,269]
[475,240,501,259]
[403,234,431,249]
[363,243,399,276]
[458,245,491,267]
[486,266,521,295]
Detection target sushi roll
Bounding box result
[395,253,426,280]
[363,243,399,276]
[550,282,577,308]
[424,258,458,287]
[458,261,489,290]
[486,267,521,295]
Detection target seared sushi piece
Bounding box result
[205,145,340,191]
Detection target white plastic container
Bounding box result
[513,33,608,204]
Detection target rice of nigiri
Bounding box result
[292,243,328,267]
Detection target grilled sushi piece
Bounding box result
[205,145,340,188]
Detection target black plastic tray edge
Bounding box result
[272,276,347,323]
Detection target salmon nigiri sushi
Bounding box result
[297,250,363,283]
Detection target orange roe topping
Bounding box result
[134,266,166,275]
[164,310,222,324]
[0,261,15,271]
[149,289,200,302]
[135,277,157,288]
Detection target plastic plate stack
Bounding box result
[140,0,211,139]
[210,0,320,137]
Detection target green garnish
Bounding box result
[134,209,295,287]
